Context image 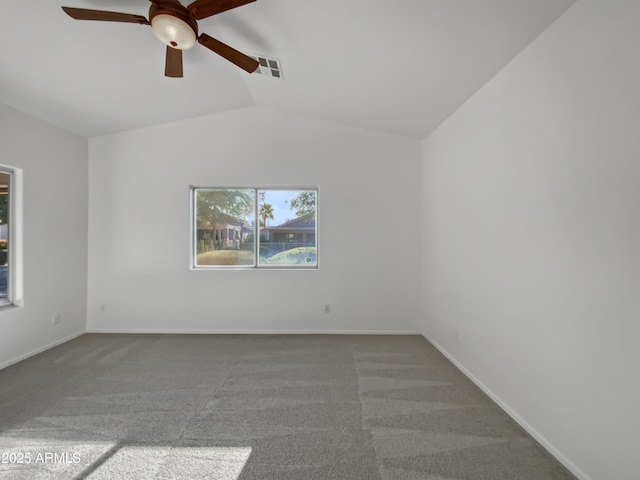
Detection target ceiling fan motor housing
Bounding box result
[149,0,199,50]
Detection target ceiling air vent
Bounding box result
[250,56,283,79]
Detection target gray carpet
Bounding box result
[0,334,576,479]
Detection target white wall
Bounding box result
[0,103,88,368]
[87,106,422,333]
[421,1,640,479]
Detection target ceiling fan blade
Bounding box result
[165,46,184,78]
[198,33,258,73]
[186,0,255,21]
[61,7,149,25]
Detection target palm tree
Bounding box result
[260,203,275,229]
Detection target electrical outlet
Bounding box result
[324,304,331,314]
[52,313,61,325]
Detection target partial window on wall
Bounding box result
[191,188,317,269]
[0,170,11,305]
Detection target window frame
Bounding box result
[190,186,318,270]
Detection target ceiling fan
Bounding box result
[61,0,259,78]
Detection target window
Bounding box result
[0,168,15,306]
[191,188,317,268]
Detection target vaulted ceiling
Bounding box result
[0,0,576,138]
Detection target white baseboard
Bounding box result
[87,328,422,335]
[0,330,86,370]
[421,332,591,480]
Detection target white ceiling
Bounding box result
[0,0,577,139]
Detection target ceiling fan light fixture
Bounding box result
[62,0,260,77]
[151,14,196,49]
